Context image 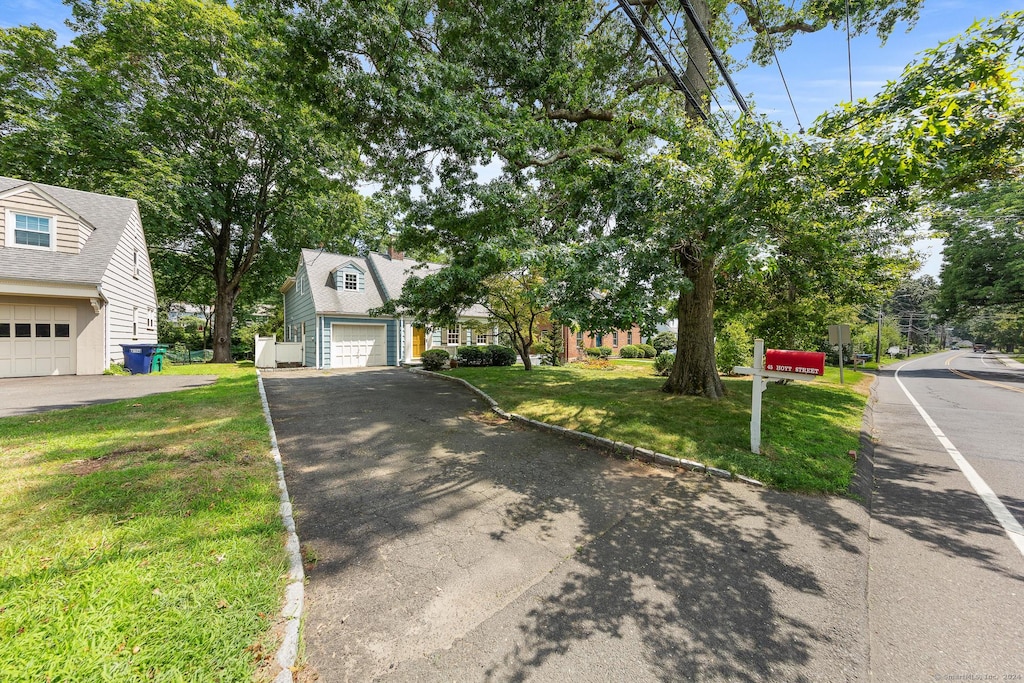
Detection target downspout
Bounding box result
[96,284,110,369]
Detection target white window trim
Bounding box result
[343,271,359,291]
[132,307,140,339]
[5,209,57,252]
[447,326,460,345]
[146,308,156,331]
[133,248,140,279]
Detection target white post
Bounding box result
[838,344,845,385]
[751,338,765,454]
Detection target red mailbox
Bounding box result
[765,349,825,376]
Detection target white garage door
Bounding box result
[0,304,76,378]
[331,323,387,368]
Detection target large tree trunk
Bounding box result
[212,283,239,363]
[663,255,724,398]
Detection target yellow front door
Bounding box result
[412,326,426,358]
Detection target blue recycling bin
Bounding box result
[120,343,160,375]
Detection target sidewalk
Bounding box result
[990,351,1024,370]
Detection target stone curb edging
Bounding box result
[850,372,879,509]
[256,371,305,683]
[409,367,764,487]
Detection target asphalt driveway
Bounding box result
[262,368,871,682]
[0,373,217,418]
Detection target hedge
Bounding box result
[421,348,450,371]
[619,344,641,358]
[456,345,517,367]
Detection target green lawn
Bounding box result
[449,361,872,493]
[0,364,287,682]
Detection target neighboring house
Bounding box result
[280,247,494,368]
[166,302,210,326]
[0,176,158,378]
[556,325,647,362]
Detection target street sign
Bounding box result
[734,339,821,454]
[828,323,852,384]
[765,349,825,376]
[828,324,851,346]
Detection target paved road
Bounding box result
[263,368,871,682]
[867,351,1024,682]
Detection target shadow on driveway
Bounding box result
[263,368,870,682]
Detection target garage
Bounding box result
[331,323,387,368]
[0,304,76,378]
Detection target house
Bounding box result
[0,176,158,377]
[554,324,648,361]
[280,248,494,368]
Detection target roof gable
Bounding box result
[0,176,139,286]
[0,183,95,231]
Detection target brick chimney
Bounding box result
[387,246,404,261]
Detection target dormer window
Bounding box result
[8,212,54,250]
[337,264,364,292]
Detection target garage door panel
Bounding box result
[331,324,387,368]
[0,305,76,378]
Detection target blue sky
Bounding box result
[3,0,1019,276]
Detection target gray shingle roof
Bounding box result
[301,249,385,316]
[0,176,137,286]
[301,249,490,319]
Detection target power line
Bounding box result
[617,0,711,124]
[750,0,804,132]
[678,0,750,115]
[652,0,730,118]
[845,0,853,101]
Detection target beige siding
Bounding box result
[100,206,158,362]
[0,188,91,253]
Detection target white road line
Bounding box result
[895,357,1024,559]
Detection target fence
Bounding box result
[164,347,214,364]
[255,336,305,369]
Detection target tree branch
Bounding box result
[540,108,615,123]
[623,73,676,95]
[515,144,624,169]
[734,1,823,35]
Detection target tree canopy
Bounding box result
[272,0,936,394]
[1,0,371,360]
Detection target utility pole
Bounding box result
[875,308,882,364]
[906,311,914,357]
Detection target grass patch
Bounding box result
[0,363,287,682]
[449,363,872,494]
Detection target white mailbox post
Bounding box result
[733,339,824,454]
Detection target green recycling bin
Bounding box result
[152,344,168,372]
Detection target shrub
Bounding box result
[639,343,657,358]
[652,331,676,355]
[457,345,487,366]
[596,345,613,357]
[584,347,602,357]
[715,320,751,375]
[486,345,517,366]
[619,344,641,358]
[421,348,450,371]
[654,351,675,376]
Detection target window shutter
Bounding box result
[431,329,442,345]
